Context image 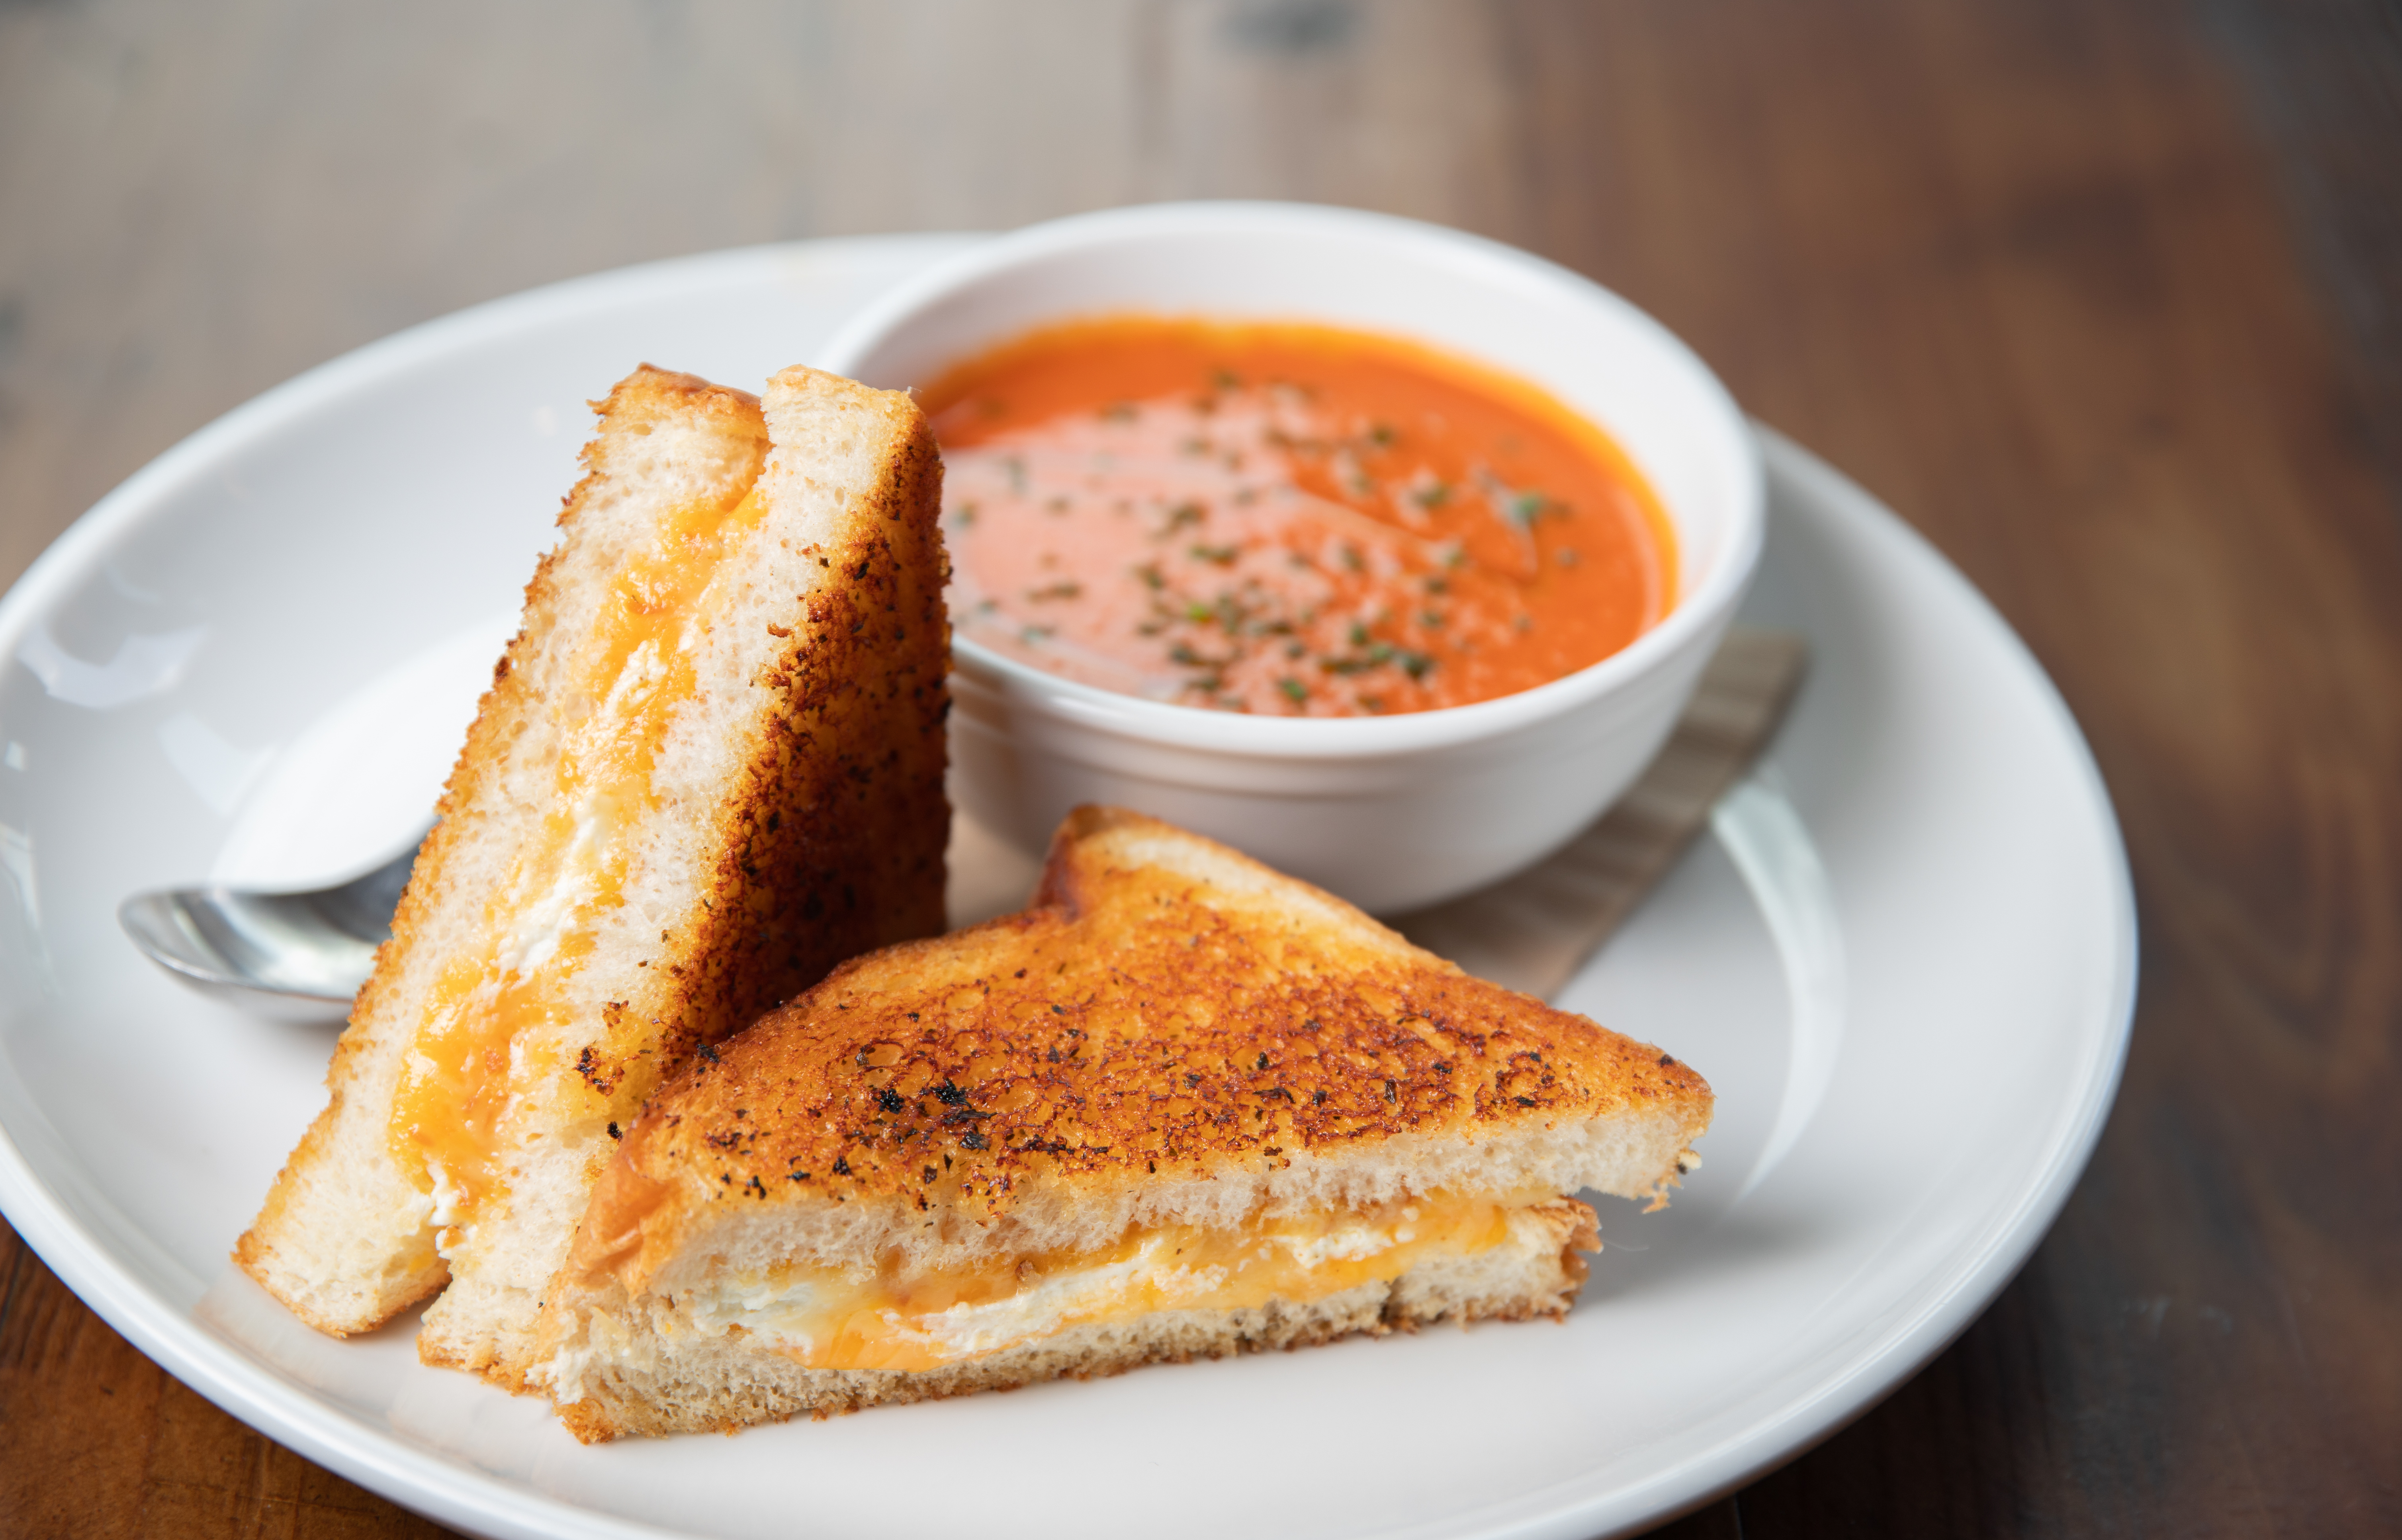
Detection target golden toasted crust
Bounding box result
[435,366,950,1385]
[590,809,1710,1264]
[237,363,952,1344]
[586,363,765,432]
[571,367,953,1098]
[237,366,772,1330]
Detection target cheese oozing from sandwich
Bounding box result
[586,1192,1573,1376]
[389,480,771,1247]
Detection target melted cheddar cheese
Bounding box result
[389,479,772,1248]
[684,1194,1521,1372]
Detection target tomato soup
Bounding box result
[924,318,1676,716]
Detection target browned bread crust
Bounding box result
[597,806,1708,1258]
[239,363,953,1365]
[241,365,779,1335]
[561,365,953,1108]
[536,809,1711,1440]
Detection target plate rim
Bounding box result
[0,236,2136,1540]
[1569,427,2140,1535]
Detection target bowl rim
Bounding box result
[816,200,1765,759]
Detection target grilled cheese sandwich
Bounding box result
[537,807,1711,1439]
[238,364,952,1390]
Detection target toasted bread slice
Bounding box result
[537,807,1711,1440]
[237,365,951,1388]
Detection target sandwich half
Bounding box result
[237,364,952,1389]
[538,806,1712,1440]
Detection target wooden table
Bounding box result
[4,1,2397,1533]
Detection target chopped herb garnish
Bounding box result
[1319,640,1396,676]
[938,321,1650,719]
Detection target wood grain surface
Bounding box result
[4,0,2399,1534]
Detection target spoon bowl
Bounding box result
[117,833,425,1022]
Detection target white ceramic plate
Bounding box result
[0,236,2133,1540]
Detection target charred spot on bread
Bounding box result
[602,810,1710,1221]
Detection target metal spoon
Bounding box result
[117,831,427,1023]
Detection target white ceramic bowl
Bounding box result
[818,203,1764,913]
